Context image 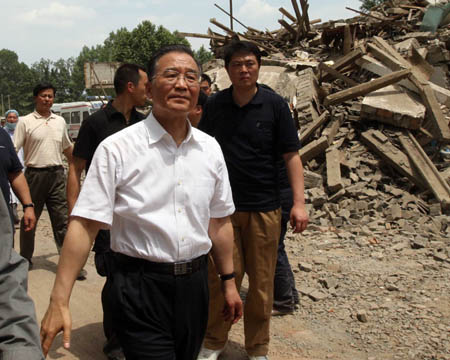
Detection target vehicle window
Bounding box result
[62,112,70,124]
[71,111,80,124]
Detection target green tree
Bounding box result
[194,45,213,65]
[0,49,35,115]
[359,0,386,12]
[108,21,190,66]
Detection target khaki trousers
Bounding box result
[204,209,281,356]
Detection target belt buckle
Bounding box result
[174,261,192,275]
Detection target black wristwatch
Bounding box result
[23,203,34,209]
[220,272,236,281]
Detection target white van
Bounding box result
[51,101,104,140]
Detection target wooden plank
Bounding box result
[343,24,352,55]
[299,136,329,163]
[324,69,411,106]
[299,111,329,144]
[178,32,226,41]
[367,43,404,71]
[409,76,450,142]
[321,47,364,82]
[356,54,450,106]
[326,149,343,193]
[291,0,303,27]
[360,130,427,189]
[319,63,358,87]
[210,18,236,36]
[399,131,450,210]
[279,7,297,23]
[278,19,297,38]
[323,113,344,146]
[299,0,310,32]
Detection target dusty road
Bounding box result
[15,208,450,360]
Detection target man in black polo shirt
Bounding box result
[66,63,148,360]
[198,41,309,360]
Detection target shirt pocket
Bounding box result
[187,177,216,221]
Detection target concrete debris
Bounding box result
[186,1,450,215]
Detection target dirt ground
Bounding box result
[15,208,450,360]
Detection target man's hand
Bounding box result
[23,207,36,231]
[290,204,308,233]
[40,300,72,357]
[221,279,243,324]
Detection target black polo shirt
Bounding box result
[199,85,300,212]
[73,100,146,253]
[0,128,23,205]
[73,100,146,171]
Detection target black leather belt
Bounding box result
[114,252,207,276]
[27,166,63,171]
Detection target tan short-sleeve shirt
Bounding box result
[13,111,72,168]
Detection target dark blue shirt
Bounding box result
[0,128,23,205]
[199,85,300,211]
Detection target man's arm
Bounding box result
[63,145,73,164]
[208,216,243,324]
[40,216,102,356]
[8,171,36,231]
[67,156,87,215]
[283,151,309,233]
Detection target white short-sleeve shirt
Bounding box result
[72,112,235,262]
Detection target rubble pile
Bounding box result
[182,0,450,226]
[180,2,450,358]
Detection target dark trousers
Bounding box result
[109,254,209,360]
[273,187,299,311]
[20,167,67,261]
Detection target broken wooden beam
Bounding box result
[279,7,297,23]
[324,69,411,106]
[178,32,227,41]
[299,0,311,32]
[299,136,329,163]
[299,111,329,144]
[278,19,298,38]
[398,131,450,210]
[210,18,236,36]
[319,62,358,87]
[321,47,364,82]
[409,76,450,142]
[360,130,427,189]
[326,149,343,193]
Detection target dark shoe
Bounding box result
[77,269,87,280]
[272,306,294,316]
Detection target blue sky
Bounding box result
[2,0,361,65]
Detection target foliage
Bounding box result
[0,49,35,115]
[359,0,386,12]
[194,45,214,65]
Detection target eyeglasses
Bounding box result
[230,61,257,69]
[153,69,200,87]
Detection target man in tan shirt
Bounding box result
[14,83,73,271]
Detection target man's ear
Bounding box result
[194,105,202,116]
[127,81,135,93]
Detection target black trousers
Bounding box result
[273,187,299,311]
[109,255,209,360]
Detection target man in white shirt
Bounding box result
[40,45,242,360]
